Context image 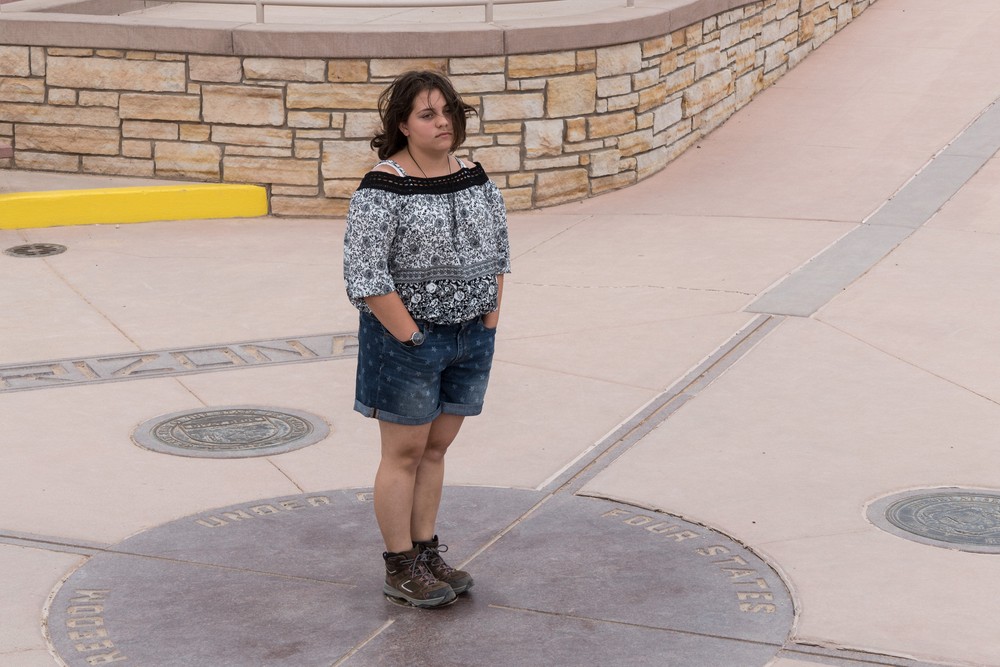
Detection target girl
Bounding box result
[343,70,510,608]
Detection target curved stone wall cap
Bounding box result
[236,0,755,57]
[0,0,760,57]
[497,6,671,53]
[0,13,244,54]
[669,0,755,28]
[2,0,78,11]
[233,22,504,58]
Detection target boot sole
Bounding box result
[383,584,456,609]
[384,593,459,608]
[449,579,474,595]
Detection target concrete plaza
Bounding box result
[3,1,1000,665]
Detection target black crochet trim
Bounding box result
[357,162,490,195]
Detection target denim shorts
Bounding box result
[354,311,497,425]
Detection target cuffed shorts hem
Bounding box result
[353,399,442,426]
[440,401,483,417]
[353,400,484,425]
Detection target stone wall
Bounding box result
[0,0,877,215]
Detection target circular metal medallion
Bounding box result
[868,488,1000,553]
[133,406,330,458]
[47,489,793,666]
[4,243,67,258]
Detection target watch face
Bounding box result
[412,331,425,345]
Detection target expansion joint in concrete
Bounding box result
[541,313,785,495]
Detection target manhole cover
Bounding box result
[4,243,67,257]
[867,488,1000,553]
[132,406,330,458]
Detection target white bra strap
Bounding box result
[375,159,406,177]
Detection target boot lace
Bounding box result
[423,543,456,575]
[409,550,441,586]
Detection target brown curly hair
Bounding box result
[371,70,477,160]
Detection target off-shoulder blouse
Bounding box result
[343,159,511,324]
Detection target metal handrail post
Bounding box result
[485,0,493,22]
[256,0,264,22]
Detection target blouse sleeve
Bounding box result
[487,182,512,274]
[343,186,398,302]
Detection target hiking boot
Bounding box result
[414,536,474,595]
[383,547,456,608]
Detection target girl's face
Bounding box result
[400,88,453,154]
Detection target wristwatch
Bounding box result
[401,330,425,347]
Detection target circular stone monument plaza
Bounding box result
[3,1,1000,666]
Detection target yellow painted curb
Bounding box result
[0,184,269,229]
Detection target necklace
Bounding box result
[406,146,451,179]
[407,146,458,234]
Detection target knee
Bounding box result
[382,443,426,473]
[422,438,452,463]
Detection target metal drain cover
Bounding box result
[4,243,67,257]
[133,406,330,458]
[868,488,1000,553]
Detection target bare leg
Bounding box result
[373,420,433,553]
[372,413,465,553]
[411,413,464,542]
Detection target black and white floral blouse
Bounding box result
[344,159,511,325]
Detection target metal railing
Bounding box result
[163,0,636,24]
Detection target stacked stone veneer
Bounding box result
[0,0,876,215]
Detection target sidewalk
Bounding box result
[3,0,1000,665]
